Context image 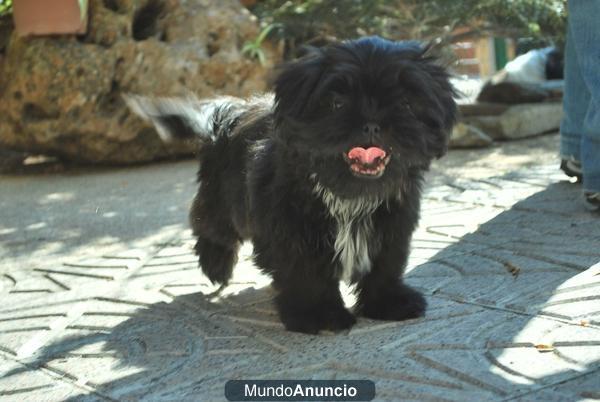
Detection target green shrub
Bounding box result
[0,0,12,17]
[248,0,566,58]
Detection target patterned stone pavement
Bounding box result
[1,134,599,401]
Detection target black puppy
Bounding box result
[126,37,457,334]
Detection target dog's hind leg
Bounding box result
[189,194,241,286]
[194,237,239,285]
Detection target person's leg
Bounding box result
[567,1,600,199]
[560,17,588,174]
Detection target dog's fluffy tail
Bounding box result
[124,94,245,142]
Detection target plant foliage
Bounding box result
[0,0,12,17]
[242,23,282,65]
[249,0,566,56]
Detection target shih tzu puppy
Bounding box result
[126,37,457,334]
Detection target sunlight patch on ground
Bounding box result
[38,192,75,204]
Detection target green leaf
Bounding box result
[78,0,88,22]
[242,42,256,54]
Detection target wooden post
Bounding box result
[13,0,88,37]
[476,37,496,78]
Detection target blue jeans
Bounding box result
[560,0,600,192]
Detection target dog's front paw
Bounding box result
[358,283,427,321]
[280,304,356,334]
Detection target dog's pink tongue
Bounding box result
[348,147,386,164]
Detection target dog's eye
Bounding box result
[331,98,345,110]
[402,99,415,115]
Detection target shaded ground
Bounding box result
[0,133,599,401]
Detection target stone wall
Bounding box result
[0,0,279,163]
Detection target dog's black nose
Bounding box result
[363,122,380,136]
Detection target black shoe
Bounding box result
[561,158,583,181]
[583,191,600,212]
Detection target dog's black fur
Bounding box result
[127,37,457,334]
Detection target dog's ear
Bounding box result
[124,95,211,142]
[417,47,458,158]
[273,48,326,122]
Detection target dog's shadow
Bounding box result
[4,181,600,401]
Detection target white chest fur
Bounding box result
[314,183,382,282]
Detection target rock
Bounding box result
[475,46,564,105]
[463,102,563,140]
[0,149,64,174]
[459,102,510,117]
[476,81,551,104]
[0,15,13,53]
[449,122,494,148]
[0,149,28,173]
[0,0,280,164]
[539,79,564,100]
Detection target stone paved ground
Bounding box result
[1,133,599,402]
